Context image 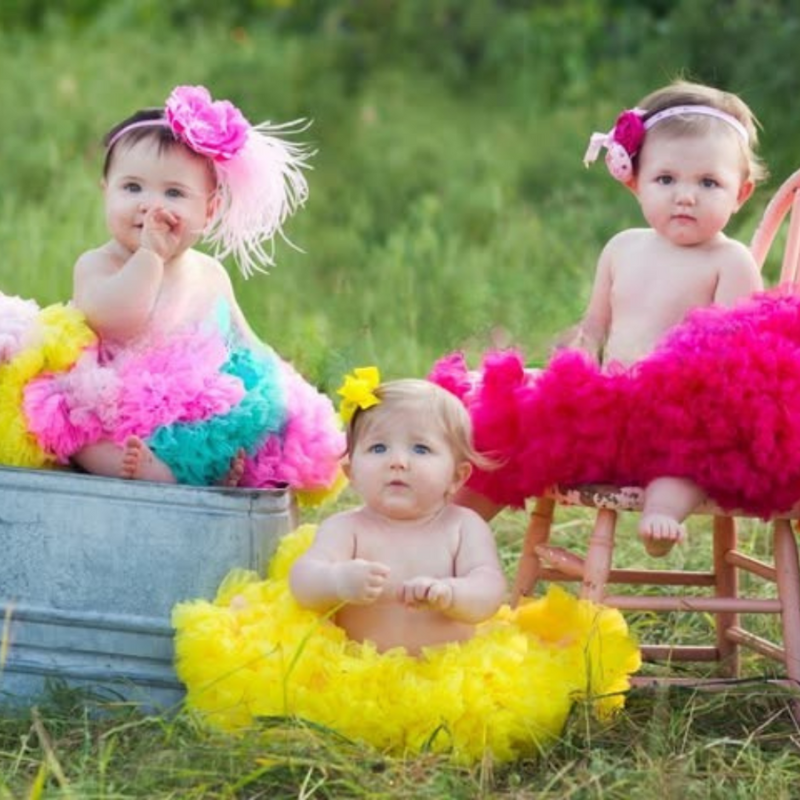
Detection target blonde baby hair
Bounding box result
[346,379,493,471]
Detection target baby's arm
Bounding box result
[400,510,507,623]
[572,239,615,361]
[73,208,184,340]
[74,249,163,339]
[289,515,390,612]
[713,242,763,307]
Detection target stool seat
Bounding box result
[547,483,800,518]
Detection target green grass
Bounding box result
[5,501,799,798]
[3,9,800,798]
[1,690,798,799]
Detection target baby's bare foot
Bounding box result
[120,436,176,482]
[638,513,685,557]
[121,436,145,480]
[219,449,246,487]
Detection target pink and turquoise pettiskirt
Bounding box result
[0,294,344,502]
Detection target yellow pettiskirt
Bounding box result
[172,525,641,763]
[0,304,96,468]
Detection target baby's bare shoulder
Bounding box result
[716,235,754,259]
[605,227,652,249]
[319,507,364,533]
[443,505,493,536]
[307,509,363,555]
[713,236,763,300]
[712,236,759,274]
[190,250,230,278]
[600,228,654,265]
[74,244,120,277]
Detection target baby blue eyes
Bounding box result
[655,175,719,188]
[121,183,184,198]
[366,443,431,455]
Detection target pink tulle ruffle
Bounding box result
[240,359,344,491]
[0,294,39,362]
[622,291,800,516]
[111,331,243,443]
[429,349,632,508]
[23,331,244,462]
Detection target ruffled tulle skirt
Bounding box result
[429,289,800,517]
[0,294,344,502]
[172,524,641,764]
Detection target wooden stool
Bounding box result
[514,489,800,708]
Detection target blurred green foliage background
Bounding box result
[2,8,799,795]
[2,0,799,390]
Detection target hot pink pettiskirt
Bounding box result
[430,290,800,517]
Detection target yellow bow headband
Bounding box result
[337,366,381,424]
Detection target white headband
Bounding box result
[106,119,172,151]
[644,104,749,143]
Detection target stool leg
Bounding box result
[713,515,739,678]
[512,497,555,606]
[773,518,800,721]
[582,508,616,603]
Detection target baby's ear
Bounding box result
[341,458,352,481]
[453,461,472,490]
[736,179,755,210]
[206,190,222,222]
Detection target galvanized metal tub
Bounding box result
[0,466,293,710]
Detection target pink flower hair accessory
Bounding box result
[165,86,249,162]
[107,84,313,278]
[583,108,646,183]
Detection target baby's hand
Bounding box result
[399,577,454,611]
[334,559,390,605]
[140,206,183,261]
